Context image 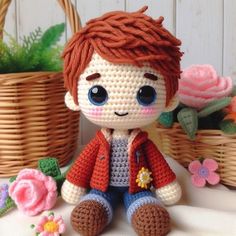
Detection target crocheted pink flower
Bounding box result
[188,159,220,187]
[35,213,66,236]
[178,65,232,109]
[9,169,57,216]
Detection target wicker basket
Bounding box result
[156,122,236,187]
[0,0,81,177]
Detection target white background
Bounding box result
[3,0,236,146]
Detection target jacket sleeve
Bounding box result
[66,135,100,188]
[144,139,176,189]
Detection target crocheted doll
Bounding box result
[61,6,182,236]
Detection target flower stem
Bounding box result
[0,197,16,217]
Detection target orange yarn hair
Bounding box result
[63,6,182,106]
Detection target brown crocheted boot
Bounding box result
[131,204,170,236]
[71,200,108,236]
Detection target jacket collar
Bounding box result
[100,128,140,143]
[98,128,148,155]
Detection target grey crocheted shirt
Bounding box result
[109,138,129,187]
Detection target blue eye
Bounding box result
[88,85,108,106]
[137,86,157,106]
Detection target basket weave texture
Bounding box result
[156,123,236,187]
[0,0,81,177]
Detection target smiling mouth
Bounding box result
[114,112,129,117]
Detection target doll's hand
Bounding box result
[155,180,182,206]
[61,180,86,205]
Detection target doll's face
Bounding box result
[78,53,167,130]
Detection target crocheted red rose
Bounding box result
[9,169,57,216]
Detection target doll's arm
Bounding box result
[145,139,182,205]
[61,180,86,204]
[61,136,100,204]
[155,180,181,205]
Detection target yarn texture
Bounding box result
[109,138,129,187]
[9,169,57,216]
[71,200,108,236]
[131,204,170,236]
[66,129,176,193]
[61,6,182,236]
[61,180,86,205]
[179,64,233,109]
[155,180,182,205]
[77,53,168,130]
[63,6,182,106]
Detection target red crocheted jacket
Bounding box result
[67,129,176,194]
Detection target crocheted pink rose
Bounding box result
[179,65,232,109]
[188,159,220,187]
[9,169,57,216]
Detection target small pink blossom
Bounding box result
[178,65,233,109]
[9,169,57,216]
[188,159,220,187]
[35,213,66,236]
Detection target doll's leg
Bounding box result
[71,189,118,236]
[124,191,170,236]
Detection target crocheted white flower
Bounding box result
[136,167,153,189]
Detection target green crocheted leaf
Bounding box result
[38,158,61,178]
[158,112,174,128]
[0,197,16,217]
[198,97,231,118]
[9,176,16,183]
[177,108,198,140]
[219,120,236,134]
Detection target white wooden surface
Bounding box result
[2,0,236,145]
[176,0,224,74]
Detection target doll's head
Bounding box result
[63,6,182,130]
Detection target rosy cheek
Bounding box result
[140,107,157,116]
[88,107,103,117]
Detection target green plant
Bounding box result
[0,23,65,73]
[177,108,198,140]
[158,97,233,139]
[198,97,231,118]
[220,120,236,134]
[158,111,174,128]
